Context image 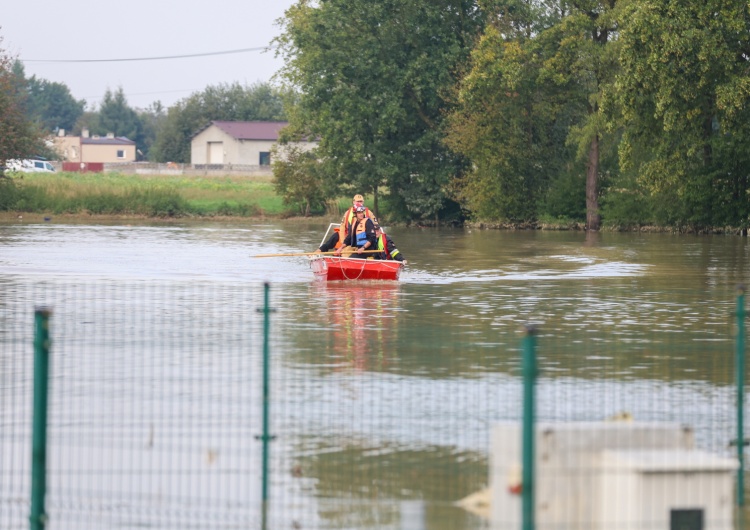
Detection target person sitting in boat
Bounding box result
[317,194,377,252]
[373,224,406,263]
[334,206,376,258]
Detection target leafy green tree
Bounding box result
[137,101,167,160]
[97,87,143,140]
[446,0,620,227]
[0,36,45,166]
[150,82,287,163]
[13,61,85,133]
[276,0,484,222]
[614,0,750,229]
[444,0,587,222]
[75,87,156,158]
[272,145,327,216]
[547,0,621,230]
[72,110,101,137]
[446,34,538,221]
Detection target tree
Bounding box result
[272,145,327,216]
[0,36,45,166]
[446,0,621,227]
[614,0,750,229]
[444,0,597,223]
[150,82,287,163]
[276,0,484,222]
[446,35,536,221]
[547,0,621,230]
[97,87,143,140]
[72,110,101,137]
[137,101,167,160]
[13,61,85,133]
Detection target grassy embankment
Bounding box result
[0,172,308,219]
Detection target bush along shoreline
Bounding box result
[463,220,750,235]
[0,172,284,218]
[2,172,749,234]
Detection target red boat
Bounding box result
[309,255,404,281]
[309,223,405,281]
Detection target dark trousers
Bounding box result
[319,233,340,252]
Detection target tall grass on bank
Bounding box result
[0,172,289,217]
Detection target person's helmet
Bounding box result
[355,206,366,213]
[373,223,381,230]
[353,194,364,202]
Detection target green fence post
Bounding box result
[737,287,746,509]
[262,282,272,502]
[256,282,275,530]
[521,325,538,530]
[30,308,51,530]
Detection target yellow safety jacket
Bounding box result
[376,234,401,260]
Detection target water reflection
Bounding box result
[304,282,403,373]
[3,221,750,529]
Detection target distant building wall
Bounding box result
[191,127,232,165]
[82,143,136,163]
[54,137,82,162]
[236,139,276,166]
[53,135,136,163]
[191,122,318,166]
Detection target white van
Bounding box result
[6,159,56,173]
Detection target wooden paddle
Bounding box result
[252,249,384,258]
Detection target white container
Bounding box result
[598,449,736,530]
[490,422,737,530]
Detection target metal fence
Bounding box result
[109,162,273,177]
[0,281,747,530]
[51,161,274,177]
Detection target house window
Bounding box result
[117,150,126,159]
[259,152,271,166]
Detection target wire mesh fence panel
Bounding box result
[0,281,746,530]
[488,287,742,530]
[1,281,264,530]
[0,278,35,529]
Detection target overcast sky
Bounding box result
[3,0,296,110]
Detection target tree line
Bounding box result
[273,0,750,230]
[0,34,287,165]
[4,0,750,230]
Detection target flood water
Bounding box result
[1,219,749,529]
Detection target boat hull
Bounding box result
[309,256,403,281]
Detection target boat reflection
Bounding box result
[309,281,402,372]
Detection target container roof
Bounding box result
[207,121,289,141]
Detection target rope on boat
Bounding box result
[339,256,368,281]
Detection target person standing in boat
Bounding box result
[317,194,377,252]
[335,206,376,258]
[372,224,406,263]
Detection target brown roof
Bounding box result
[209,121,289,141]
[82,137,135,145]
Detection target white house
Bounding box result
[190,121,317,167]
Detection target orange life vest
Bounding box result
[353,218,370,247]
[335,206,376,248]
